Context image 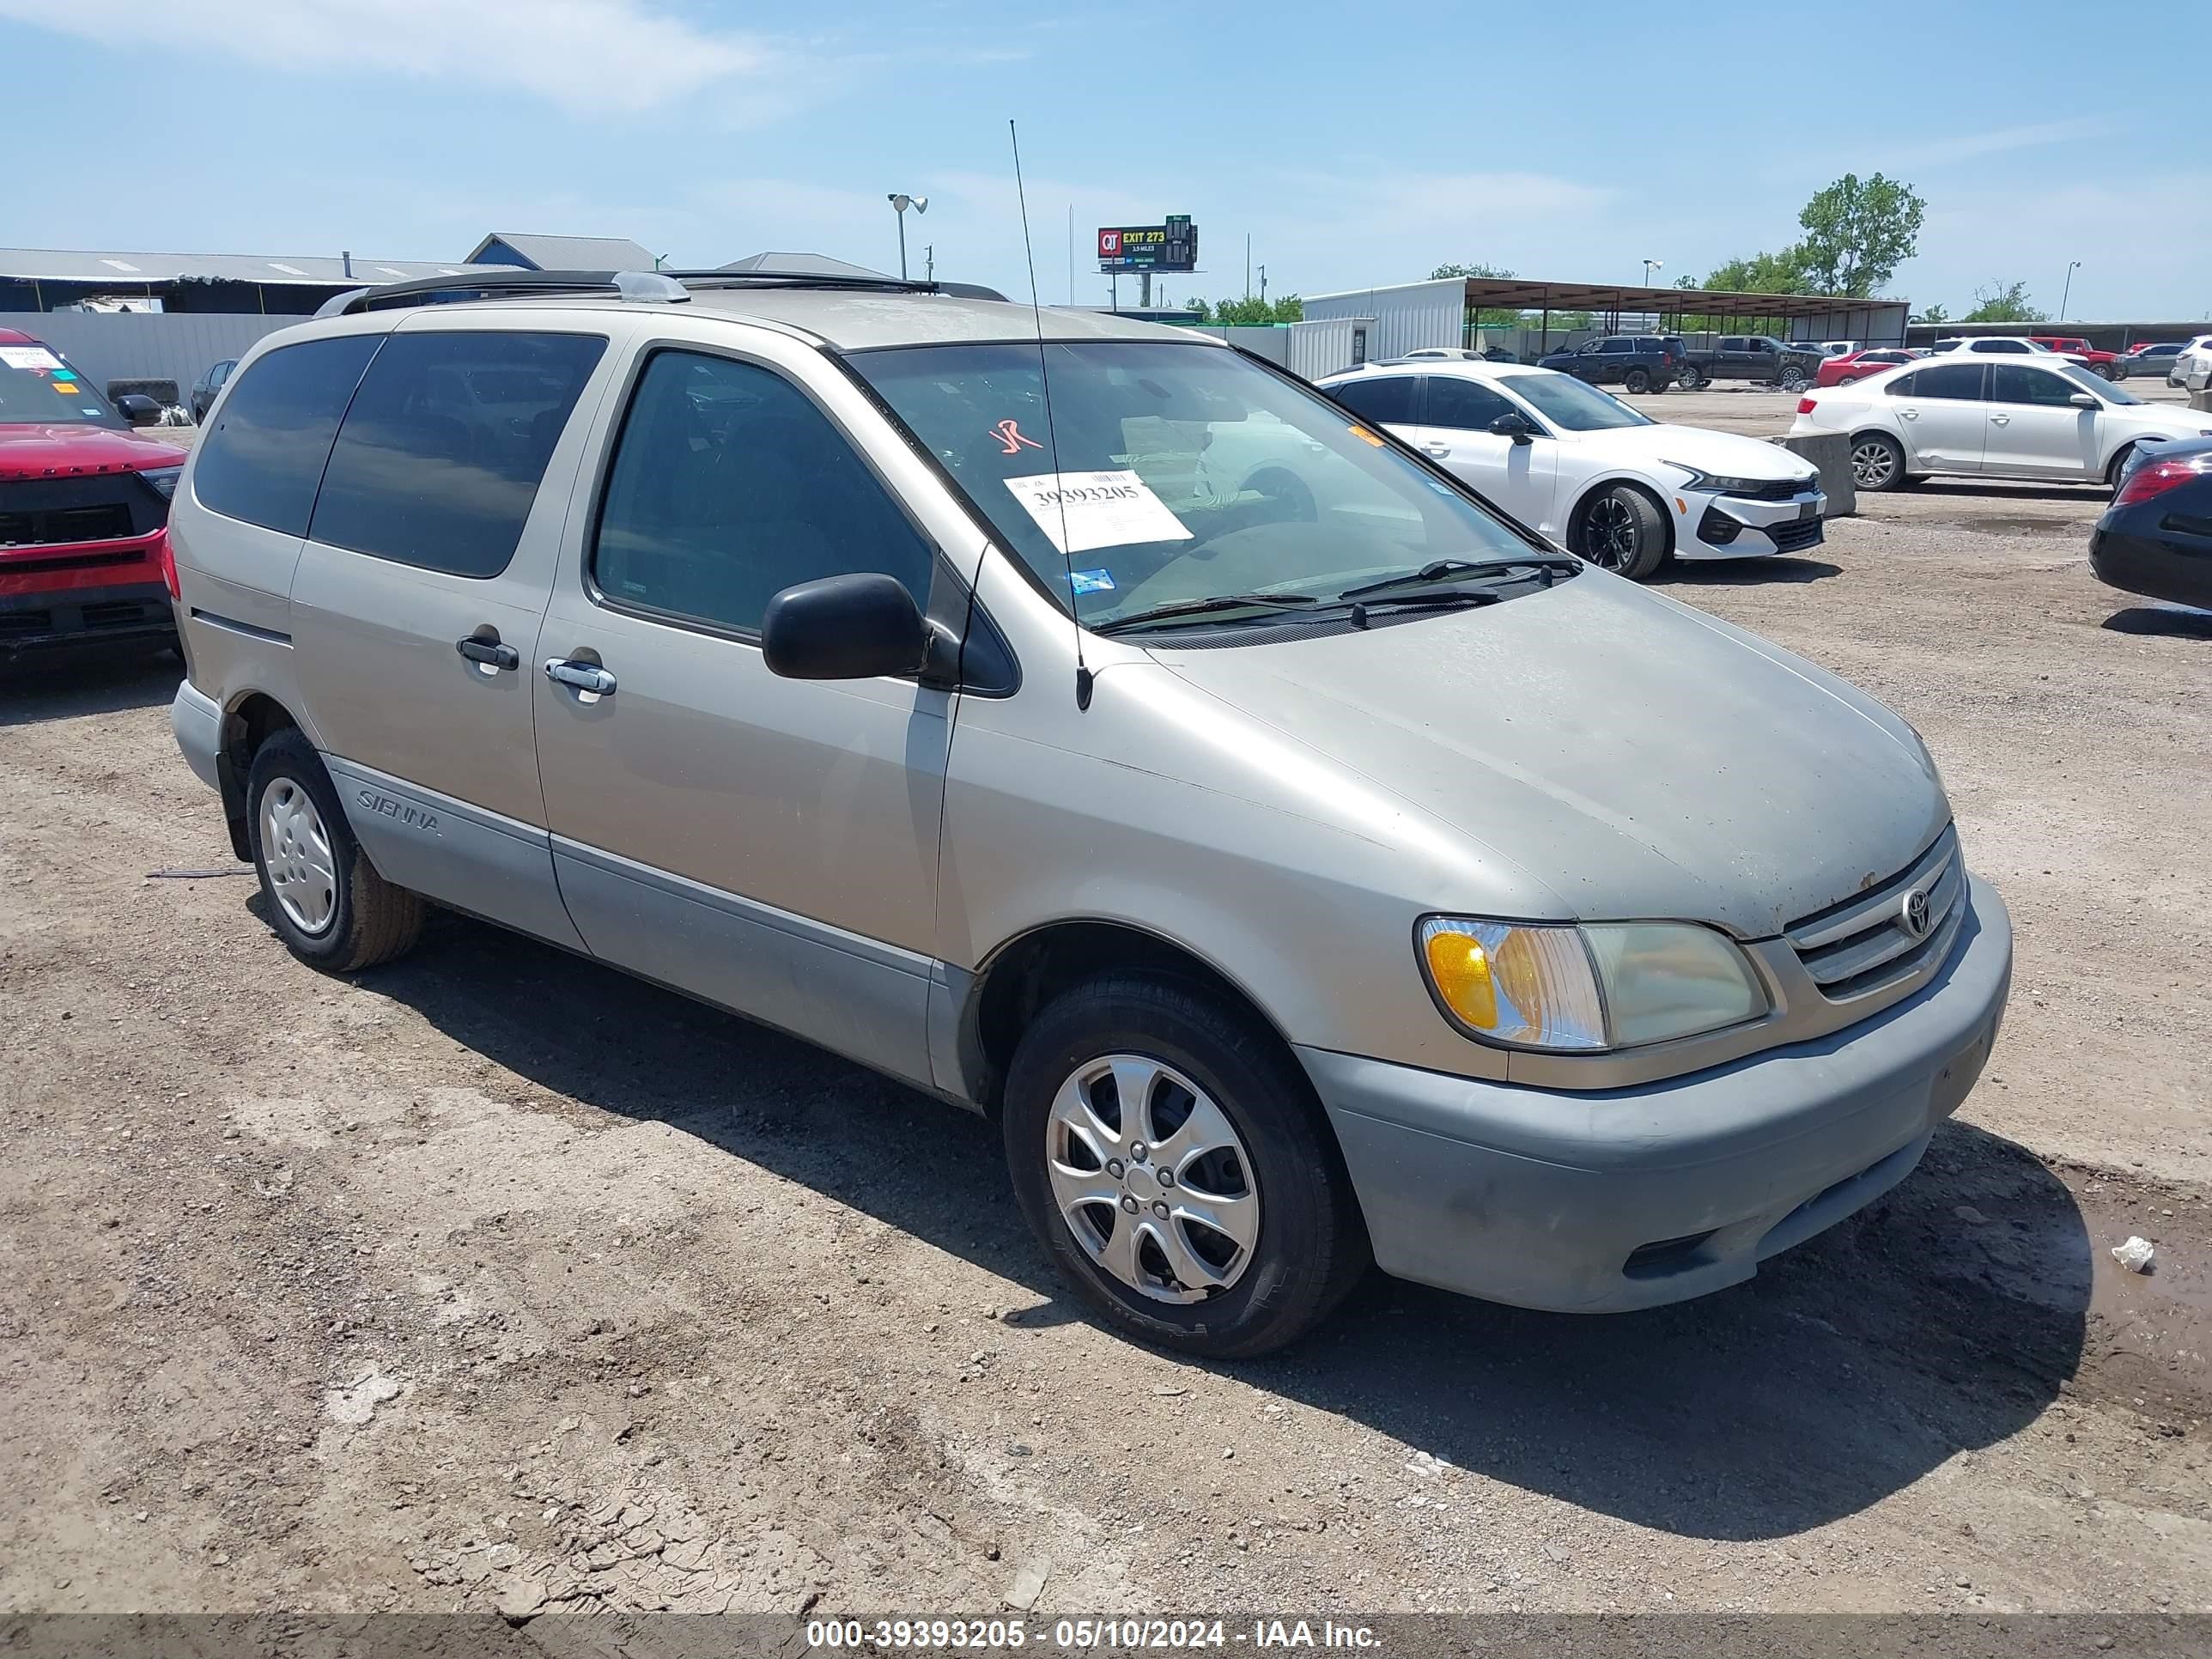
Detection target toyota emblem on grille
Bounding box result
[1899,885,1934,939]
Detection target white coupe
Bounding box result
[1318,361,1823,581]
[1790,356,2212,492]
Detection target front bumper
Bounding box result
[1302,876,2012,1313]
[1673,487,1828,559]
[0,575,174,658]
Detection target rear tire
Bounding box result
[1574,483,1669,580]
[246,729,424,974]
[1850,431,1907,493]
[1623,367,1652,394]
[1002,975,1368,1359]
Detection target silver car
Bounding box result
[166,270,2012,1357]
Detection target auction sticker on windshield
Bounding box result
[1,346,66,373]
[1005,470,1193,556]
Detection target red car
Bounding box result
[1814,346,1921,387]
[2029,337,2122,380]
[2,327,185,660]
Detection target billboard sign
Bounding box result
[1098,216,1196,273]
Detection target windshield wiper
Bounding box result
[1092,592,1322,635]
[1347,589,1502,627]
[1339,556,1579,601]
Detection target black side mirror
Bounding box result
[762,572,929,681]
[1489,412,1537,445]
[115,393,162,427]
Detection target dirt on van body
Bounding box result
[3,459,2209,1631]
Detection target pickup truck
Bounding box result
[2028,337,2123,380]
[1676,336,1824,392]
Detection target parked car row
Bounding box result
[1530,333,1827,393]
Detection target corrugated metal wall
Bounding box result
[1300,280,1465,362]
[1,312,294,405]
[1287,317,1371,380]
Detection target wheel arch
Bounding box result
[216,690,305,862]
[959,918,1304,1119]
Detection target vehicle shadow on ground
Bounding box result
[1905,481,2106,504]
[364,909,2087,1544]
[2102,605,2212,640]
[1654,557,1841,587]
[0,651,179,728]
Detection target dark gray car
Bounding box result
[189,358,236,423]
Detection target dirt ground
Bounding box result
[3,389,2209,1629]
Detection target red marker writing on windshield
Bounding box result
[991,419,1045,456]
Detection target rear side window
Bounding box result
[192,336,380,535]
[590,350,934,636]
[1328,374,1419,425]
[309,330,606,578]
[1909,362,1987,400]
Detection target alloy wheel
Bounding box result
[1850,439,1898,490]
[1584,495,1643,571]
[1044,1054,1260,1304]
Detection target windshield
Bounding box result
[0,342,121,427]
[1495,372,1652,432]
[849,340,1544,627]
[2063,363,2142,404]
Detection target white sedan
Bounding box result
[1317,361,1823,580]
[1790,356,2212,492]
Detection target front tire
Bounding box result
[1674,366,1701,391]
[1850,431,1907,493]
[1002,975,1368,1359]
[1574,483,1668,580]
[1780,367,1809,393]
[2106,443,2137,491]
[246,729,424,973]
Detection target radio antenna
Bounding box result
[1009,118,1091,710]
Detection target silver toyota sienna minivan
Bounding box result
[167,268,2011,1357]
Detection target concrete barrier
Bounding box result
[1772,431,1856,517]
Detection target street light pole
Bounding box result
[1643,258,1662,285]
[2061,259,2081,321]
[887,193,927,281]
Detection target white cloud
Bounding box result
[1873,117,2114,170]
[0,0,777,113]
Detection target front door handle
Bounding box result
[1990,414,2010,425]
[1422,442,1452,459]
[544,659,617,699]
[456,635,520,672]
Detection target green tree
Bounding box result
[1912,302,1950,325]
[1795,173,1924,297]
[1431,261,1524,327]
[1960,282,2045,324]
[1205,295,1303,324]
[1705,247,1812,295]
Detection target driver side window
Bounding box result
[591,350,936,636]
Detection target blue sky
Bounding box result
[5,0,2207,320]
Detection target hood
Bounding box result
[1558,421,1815,480]
[0,422,188,482]
[1153,574,1948,938]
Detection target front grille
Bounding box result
[0,475,163,549]
[1766,516,1825,552]
[1724,478,1809,502]
[1786,828,1964,1000]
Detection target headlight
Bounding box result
[139,465,183,501]
[1418,917,1769,1052]
[1662,461,1813,496]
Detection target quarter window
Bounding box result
[308,330,606,578]
[591,350,935,635]
[1328,374,1419,426]
[191,335,380,536]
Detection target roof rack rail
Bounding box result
[310,266,1012,320]
[314,268,692,319]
